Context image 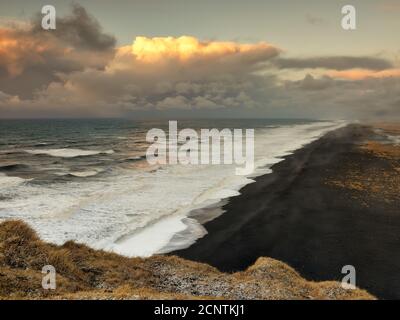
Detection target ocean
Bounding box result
[0,119,346,256]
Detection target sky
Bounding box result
[0,0,399,119]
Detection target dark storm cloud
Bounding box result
[0,4,116,98]
[278,73,400,120]
[273,56,393,71]
[32,4,116,51]
[287,74,334,91]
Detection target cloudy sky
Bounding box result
[0,0,399,119]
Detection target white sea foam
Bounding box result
[0,121,348,257]
[24,148,114,158]
[0,173,30,190]
[110,214,191,257]
[69,169,103,178]
[386,134,400,145]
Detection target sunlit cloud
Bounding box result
[273,56,393,71]
[124,36,279,63]
[328,69,400,80]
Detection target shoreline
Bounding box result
[172,124,400,299]
[107,121,347,257]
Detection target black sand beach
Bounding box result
[173,124,400,299]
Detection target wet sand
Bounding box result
[173,124,400,299]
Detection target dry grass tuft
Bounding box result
[327,125,400,205]
[361,141,400,159]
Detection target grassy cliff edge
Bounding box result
[0,220,373,300]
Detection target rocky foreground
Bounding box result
[0,220,373,300]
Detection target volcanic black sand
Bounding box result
[173,124,400,299]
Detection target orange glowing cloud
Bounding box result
[327,68,400,80]
[118,36,279,63]
[0,29,52,77]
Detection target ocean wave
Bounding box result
[123,155,146,162]
[32,142,54,147]
[0,173,31,189]
[0,164,29,172]
[68,169,103,178]
[24,148,114,158]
